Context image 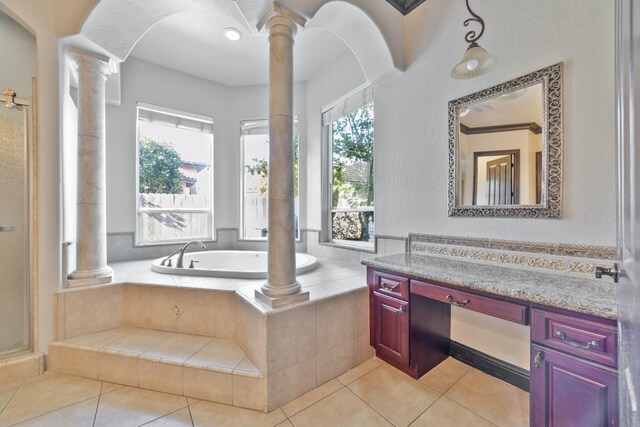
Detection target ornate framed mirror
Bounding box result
[447,63,563,218]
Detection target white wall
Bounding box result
[104,57,307,238]
[0,11,35,96]
[382,0,616,245]
[304,0,615,368]
[307,0,616,246]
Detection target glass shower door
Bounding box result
[0,104,30,355]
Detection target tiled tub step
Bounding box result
[47,327,266,411]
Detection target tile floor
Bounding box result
[0,357,528,427]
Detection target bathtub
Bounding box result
[151,250,318,279]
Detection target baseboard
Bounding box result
[449,340,530,392]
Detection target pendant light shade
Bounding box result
[451,43,497,79]
[451,0,496,80]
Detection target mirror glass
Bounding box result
[448,63,562,218]
[457,83,543,206]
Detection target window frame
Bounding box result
[321,85,375,249]
[134,102,215,247]
[239,117,301,242]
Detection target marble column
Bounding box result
[68,48,113,285]
[256,5,308,307]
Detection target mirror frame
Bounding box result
[447,62,563,218]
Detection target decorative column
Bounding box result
[255,4,308,307]
[68,47,113,285]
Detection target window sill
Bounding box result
[320,240,376,254]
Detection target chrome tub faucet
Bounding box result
[176,240,207,268]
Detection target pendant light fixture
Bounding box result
[451,0,497,79]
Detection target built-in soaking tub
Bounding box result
[151,250,318,279]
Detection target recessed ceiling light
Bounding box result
[224,28,242,41]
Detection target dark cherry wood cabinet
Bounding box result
[372,292,409,368]
[367,267,619,427]
[530,345,618,427]
[531,308,618,427]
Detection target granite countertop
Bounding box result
[362,253,618,319]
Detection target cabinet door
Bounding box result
[373,292,409,367]
[531,345,618,427]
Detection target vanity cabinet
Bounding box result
[366,267,619,427]
[530,345,618,427]
[372,292,409,368]
[530,309,618,427]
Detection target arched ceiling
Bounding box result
[71,0,401,87]
[129,7,352,86]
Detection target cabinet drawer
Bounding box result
[411,279,528,325]
[372,271,409,301]
[531,309,617,368]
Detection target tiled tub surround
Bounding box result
[50,256,371,412]
[363,253,617,319]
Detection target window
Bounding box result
[136,103,214,245]
[241,118,300,240]
[323,87,374,247]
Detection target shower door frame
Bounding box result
[0,79,38,356]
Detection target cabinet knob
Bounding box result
[534,351,545,368]
[398,305,405,316]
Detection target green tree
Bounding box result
[332,103,374,206]
[138,136,183,194]
[331,103,374,241]
[245,133,299,197]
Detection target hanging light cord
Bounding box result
[463,0,485,45]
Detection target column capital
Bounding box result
[69,47,112,76]
[257,2,306,35]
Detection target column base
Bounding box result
[67,266,113,288]
[255,288,310,308]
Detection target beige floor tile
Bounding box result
[0,379,23,415]
[418,357,470,393]
[445,369,529,427]
[280,378,343,418]
[337,357,382,385]
[275,421,293,427]
[62,326,136,348]
[143,333,211,363]
[94,386,188,427]
[185,338,245,372]
[104,329,176,355]
[190,401,286,427]
[348,364,441,427]
[12,396,98,427]
[187,398,200,405]
[409,396,496,427]
[0,373,102,426]
[101,382,125,395]
[144,406,194,426]
[289,388,391,427]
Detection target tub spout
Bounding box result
[176,240,207,268]
[160,248,182,266]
